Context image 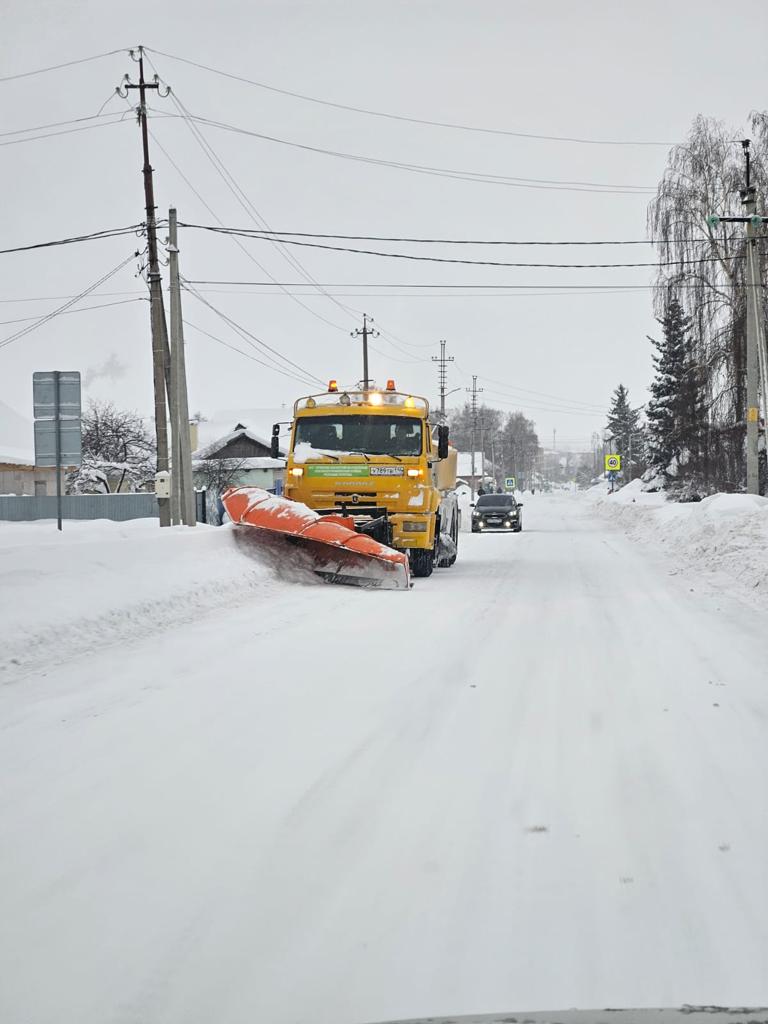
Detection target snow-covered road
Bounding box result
[2,494,767,1023]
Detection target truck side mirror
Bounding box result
[437,424,449,460]
[270,423,280,459]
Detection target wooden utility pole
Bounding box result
[118,46,172,525]
[351,314,378,389]
[168,209,196,527]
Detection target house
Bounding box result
[0,451,64,497]
[192,422,286,493]
[0,400,63,496]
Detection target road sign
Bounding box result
[604,454,621,472]
[33,420,82,466]
[33,371,81,421]
[33,371,82,531]
[505,476,516,489]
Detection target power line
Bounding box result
[183,319,321,388]
[147,47,673,147]
[178,225,742,269]
[0,252,139,350]
[0,109,134,139]
[0,117,131,148]
[179,112,656,194]
[181,282,325,387]
[0,290,143,303]
[482,388,605,415]
[0,296,146,326]
[0,48,129,84]
[183,279,658,290]
[0,224,143,256]
[140,80,352,335]
[184,230,697,246]
[477,375,606,411]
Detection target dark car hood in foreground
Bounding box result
[371,1008,768,1024]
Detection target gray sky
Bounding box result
[2,0,766,451]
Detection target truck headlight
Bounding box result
[402,520,428,532]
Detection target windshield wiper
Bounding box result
[367,451,403,462]
[347,450,371,462]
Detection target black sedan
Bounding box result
[470,493,523,532]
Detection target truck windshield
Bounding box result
[294,415,423,457]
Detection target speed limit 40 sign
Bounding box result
[605,454,622,472]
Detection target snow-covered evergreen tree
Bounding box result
[646,298,704,487]
[606,384,643,477]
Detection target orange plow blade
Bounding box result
[222,486,410,591]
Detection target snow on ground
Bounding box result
[2,495,768,1023]
[0,519,276,679]
[585,479,768,603]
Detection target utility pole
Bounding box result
[707,140,767,495]
[118,47,172,526]
[351,313,378,389]
[431,339,454,422]
[466,375,483,495]
[168,208,196,527]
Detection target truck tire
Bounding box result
[410,548,434,578]
[447,520,459,566]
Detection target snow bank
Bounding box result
[0,519,276,678]
[586,480,768,600]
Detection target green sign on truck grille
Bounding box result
[305,464,371,478]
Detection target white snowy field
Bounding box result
[1,495,768,1024]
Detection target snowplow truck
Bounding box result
[270,379,460,578]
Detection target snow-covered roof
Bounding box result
[192,425,277,460]
[192,455,284,471]
[0,447,36,467]
[195,408,289,450]
[0,400,34,464]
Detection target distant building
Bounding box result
[0,399,63,496]
[192,423,286,492]
[0,452,63,497]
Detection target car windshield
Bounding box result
[294,415,423,456]
[476,494,515,507]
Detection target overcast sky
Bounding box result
[2,0,766,451]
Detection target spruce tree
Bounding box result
[646,298,703,483]
[606,384,642,477]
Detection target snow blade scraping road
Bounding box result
[222,485,410,590]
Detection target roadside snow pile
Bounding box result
[586,479,768,599]
[0,520,275,678]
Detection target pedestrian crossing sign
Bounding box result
[505,476,516,489]
[605,454,621,472]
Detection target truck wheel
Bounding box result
[410,548,434,578]
[446,519,459,566]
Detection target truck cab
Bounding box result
[273,380,459,577]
